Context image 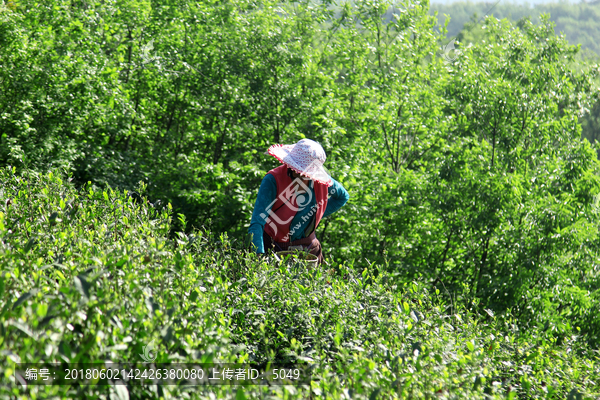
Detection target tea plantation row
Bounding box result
[0,168,598,399]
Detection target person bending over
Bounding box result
[248,138,349,264]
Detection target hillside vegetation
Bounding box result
[2,0,600,398]
[430,0,600,145]
[1,168,599,399]
[430,1,600,56]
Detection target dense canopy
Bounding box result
[1,0,600,398]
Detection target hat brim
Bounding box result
[268,144,333,187]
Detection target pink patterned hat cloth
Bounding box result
[267,139,333,187]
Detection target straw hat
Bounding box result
[267,139,333,187]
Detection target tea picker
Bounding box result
[247,139,349,265]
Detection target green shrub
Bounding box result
[1,168,599,399]
[0,167,243,399]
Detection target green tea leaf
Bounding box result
[74,276,91,302]
[13,291,35,310]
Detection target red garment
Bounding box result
[263,164,328,242]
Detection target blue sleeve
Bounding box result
[248,174,277,253]
[322,177,349,218]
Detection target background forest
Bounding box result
[431,0,600,56]
[2,0,600,398]
[430,0,600,144]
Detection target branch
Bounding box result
[490,117,498,168]
[381,122,397,172]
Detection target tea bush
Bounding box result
[3,0,600,355]
[1,168,599,399]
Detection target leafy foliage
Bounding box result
[430,0,600,151]
[2,1,600,396]
[430,1,600,56]
[1,168,599,399]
